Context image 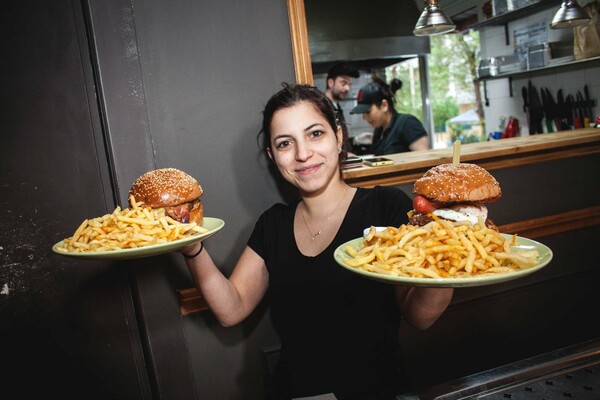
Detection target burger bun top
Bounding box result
[129,168,203,208]
[413,163,501,203]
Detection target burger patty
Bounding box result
[164,199,201,223]
[408,212,498,231]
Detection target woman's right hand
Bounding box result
[181,241,202,258]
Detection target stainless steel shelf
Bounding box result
[471,0,562,30]
[476,56,600,83]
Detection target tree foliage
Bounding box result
[386,30,482,133]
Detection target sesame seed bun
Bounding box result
[413,163,501,203]
[129,168,203,224]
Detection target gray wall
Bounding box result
[0,1,150,399]
[129,1,295,398]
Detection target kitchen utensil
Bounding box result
[543,88,562,131]
[565,94,575,129]
[528,81,544,134]
[584,85,593,127]
[540,88,553,132]
[576,91,586,129]
[557,89,568,129]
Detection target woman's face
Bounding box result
[268,101,342,196]
[361,101,388,129]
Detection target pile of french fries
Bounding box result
[55,196,208,253]
[343,220,539,279]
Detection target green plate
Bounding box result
[52,217,225,261]
[334,234,553,287]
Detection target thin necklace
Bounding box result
[300,187,349,240]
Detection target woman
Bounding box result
[350,76,429,155]
[181,83,452,399]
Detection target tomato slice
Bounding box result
[413,195,439,214]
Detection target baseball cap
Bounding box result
[327,63,359,80]
[350,83,384,114]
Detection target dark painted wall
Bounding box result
[0,1,150,399]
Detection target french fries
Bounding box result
[344,220,539,279]
[55,196,208,253]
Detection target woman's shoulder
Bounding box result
[257,201,296,222]
[355,186,412,212]
[357,185,411,202]
[262,201,293,213]
[352,186,413,226]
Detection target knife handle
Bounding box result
[584,117,590,128]
[553,118,562,131]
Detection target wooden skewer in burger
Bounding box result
[408,141,501,230]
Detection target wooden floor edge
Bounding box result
[178,205,600,316]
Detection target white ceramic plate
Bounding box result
[334,234,553,287]
[52,217,224,261]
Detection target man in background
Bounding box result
[324,63,359,154]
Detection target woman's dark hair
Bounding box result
[259,83,337,152]
[371,75,396,108]
[390,78,403,94]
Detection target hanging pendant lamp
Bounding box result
[413,0,456,36]
[550,0,590,29]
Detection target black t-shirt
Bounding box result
[371,110,427,155]
[248,186,413,398]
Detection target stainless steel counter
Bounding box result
[398,338,600,399]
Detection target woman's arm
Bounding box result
[408,135,430,151]
[395,285,453,330]
[183,243,269,327]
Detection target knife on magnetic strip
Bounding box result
[584,85,593,128]
[540,88,553,132]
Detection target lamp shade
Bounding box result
[551,0,590,29]
[413,0,456,36]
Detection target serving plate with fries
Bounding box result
[334,222,552,287]
[52,199,224,260]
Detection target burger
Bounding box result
[129,168,203,224]
[408,163,501,230]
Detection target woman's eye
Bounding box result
[275,139,292,149]
[310,129,325,138]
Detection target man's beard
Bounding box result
[332,88,348,102]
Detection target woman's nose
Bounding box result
[295,141,313,161]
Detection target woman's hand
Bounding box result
[395,285,453,330]
[180,241,202,258]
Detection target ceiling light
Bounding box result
[413,0,456,36]
[551,0,590,29]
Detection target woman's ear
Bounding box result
[381,99,390,112]
[266,147,274,161]
[336,125,343,148]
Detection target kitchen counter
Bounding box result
[343,128,600,187]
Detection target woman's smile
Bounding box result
[296,162,322,175]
